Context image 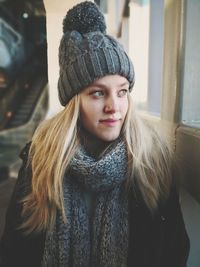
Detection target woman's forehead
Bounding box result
[86,75,129,89]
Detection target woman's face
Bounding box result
[80,74,129,142]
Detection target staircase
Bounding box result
[6,76,47,128]
[0,79,48,181]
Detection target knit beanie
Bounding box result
[58,1,135,106]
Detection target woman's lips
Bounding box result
[99,118,120,126]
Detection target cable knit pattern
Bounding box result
[57,1,135,106]
[42,141,129,267]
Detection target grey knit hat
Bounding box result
[58,1,135,106]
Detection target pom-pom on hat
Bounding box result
[58,1,135,106]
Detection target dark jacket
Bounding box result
[0,143,190,267]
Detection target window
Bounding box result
[181,0,200,128]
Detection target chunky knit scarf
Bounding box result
[42,141,129,267]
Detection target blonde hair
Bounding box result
[21,94,172,233]
[21,95,80,233]
[124,95,172,210]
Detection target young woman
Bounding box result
[0,1,189,267]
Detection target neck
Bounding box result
[80,129,113,158]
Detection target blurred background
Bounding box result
[0,1,200,266]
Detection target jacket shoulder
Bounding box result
[19,141,32,162]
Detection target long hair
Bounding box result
[21,93,172,233]
[123,95,172,210]
[21,95,80,233]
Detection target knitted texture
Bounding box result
[63,1,106,34]
[42,141,129,267]
[58,1,135,106]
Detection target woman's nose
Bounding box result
[104,96,118,113]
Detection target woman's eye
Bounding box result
[118,89,128,97]
[91,90,104,97]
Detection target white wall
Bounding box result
[129,0,150,109]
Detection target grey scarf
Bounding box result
[42,141,129,267]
